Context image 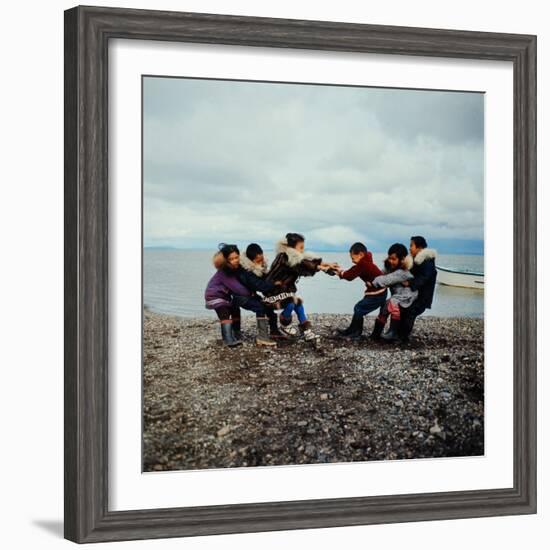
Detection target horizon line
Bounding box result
[143,245,484,255]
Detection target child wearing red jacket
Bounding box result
[336,242,387,340]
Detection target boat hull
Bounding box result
[436,266,484,290]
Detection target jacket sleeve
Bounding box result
[339,263,362,281]
[295,258,322,277]
[223,275,251,297]
[409,261,436,292]
[238,270,276,293]
[372,269,412,288]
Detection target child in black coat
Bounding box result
[239,243,287,340]
[263,233,338,341]
[398,236,438,342]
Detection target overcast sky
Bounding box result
[143,76,484,253]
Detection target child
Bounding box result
[204,243,276,347]
[239,243,287,340]
[263,233,338,341]
[397,236,438,343]
[336,242,386,340]
[367,243,419,342]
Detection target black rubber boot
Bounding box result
[399,305,422,344]
[268,312,288,340]
[231,318,243,344]
[369,319,385,341]
[382,319,402,343]
[256,317,277,347]
[337,315,357,336]
[231,317,243,342]
[397,319,413,344]
[337,314,364,340]
[220,321,242,347]
[232,317,243,342]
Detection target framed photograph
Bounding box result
[64,5,537,543]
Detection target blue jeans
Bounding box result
[353,290,387,317]
[282,301,308,324]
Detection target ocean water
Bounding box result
[143,249,484,318]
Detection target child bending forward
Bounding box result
[368,243,418,342]
[336,242,385,340]
[204,243,277,348]
[239,243,287,340]
[263,232,338,341]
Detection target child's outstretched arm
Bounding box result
[238,270,276,294]
[372,269,413,288]
[338,263,361,281]
[296,257,322,277]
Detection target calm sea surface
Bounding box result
[144,250,484,318]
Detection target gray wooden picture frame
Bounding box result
[64,5,537,543]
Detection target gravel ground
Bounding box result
[143,310,484,472]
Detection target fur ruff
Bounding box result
[412,248,437,265]
[275,238,321,267]
[239,253,268,277]
[402,254,414,270]
[212,251,225,269]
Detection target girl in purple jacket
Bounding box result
[204,243,276,348]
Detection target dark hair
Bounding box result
[349,242,368,254]
[246,243,263,261]
[387,243,408,260]
[218,243,240,259]
[285,232,305,249]
[411,235,428,249]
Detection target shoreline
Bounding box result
[143,304,484,320]
[143,311,484,472]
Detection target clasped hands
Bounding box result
[319,262,340,274]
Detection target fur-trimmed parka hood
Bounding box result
[239,252,268,277]
[402,254,414,270]
[212,251,225,269]
[275,238,321,267]
[411,248,437,265]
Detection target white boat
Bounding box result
[436,265,484,290]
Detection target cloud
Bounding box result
[143,77,484,252]
[308,225,366,247]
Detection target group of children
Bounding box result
[204,232,437,347]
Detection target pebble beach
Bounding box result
[143,310,484,472]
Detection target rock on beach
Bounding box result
[143,310,484,471]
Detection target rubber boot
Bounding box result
[220,321,242,347]
[382,319,402,343]
[232,317,243,342]
[337,314,364,340]
[397,311,415,344]
[256,317,277,347]
[268,312,288,340]
[369,319,385,341]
